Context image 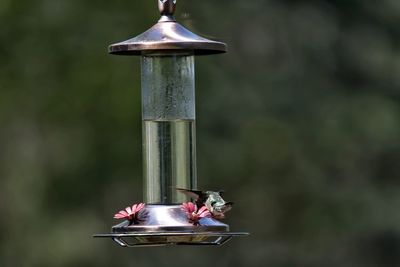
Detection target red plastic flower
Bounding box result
[181,202,211,225]
[114,203,146,225]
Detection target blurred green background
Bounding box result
[1,0,400,266]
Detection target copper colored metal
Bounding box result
[109,0,227,55]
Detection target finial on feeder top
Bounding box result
[158,0,176,17]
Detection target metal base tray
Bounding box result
[94,205,248,247]
[94,231,249,247]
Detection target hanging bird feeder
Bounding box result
[94,0,248,247]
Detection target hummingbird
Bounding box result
[177,188,233,219]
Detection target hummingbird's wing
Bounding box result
[225,201,234,207]
[176,188,203,200]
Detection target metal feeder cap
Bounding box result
[108,0,227,56]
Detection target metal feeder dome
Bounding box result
[94,0,248,247]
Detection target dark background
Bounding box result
[1,0,400,266]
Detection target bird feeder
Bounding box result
[94,0,248,247]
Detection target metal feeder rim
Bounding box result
[93,231,249,238]
[111,225,229,233]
